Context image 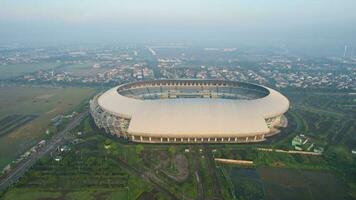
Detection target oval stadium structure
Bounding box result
[90,80,289,143]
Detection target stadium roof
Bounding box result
[97,83,289,138]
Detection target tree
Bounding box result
[168,146,176,158]
[104,139,112,146]
[168,146,177,170]
[323,146,353,167]
[136,144,144,156]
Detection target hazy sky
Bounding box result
[1,0,356,50]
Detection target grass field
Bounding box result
[227,167,351,200]
[0,86,96,170]
[0,61,111,79]
[0,62,62,79]
[58,62,110,77]
[0,115,37,137]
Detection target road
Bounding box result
[257,148,322,155]
[0,110,88,192]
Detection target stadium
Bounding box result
[90,79,289,143]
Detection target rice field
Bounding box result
[0,115,37,137]
[0,86,96,170]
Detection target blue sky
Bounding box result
[0,0,355,48]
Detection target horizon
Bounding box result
[1,0,356,55]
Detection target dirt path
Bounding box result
[204,145,223,200]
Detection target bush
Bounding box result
[323,145,353,167]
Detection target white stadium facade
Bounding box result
[90,79,289,143]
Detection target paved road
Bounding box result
[257,148,322,155]
[0,110,88,192]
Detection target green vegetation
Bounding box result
[223,166,351,200]
[1,129,153,200]
[1,189,62,200]
[1,117,199,200]
[0,115,36,137]
[0,62,62,79]
[58,62,110,77]
[0,86,96,170]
